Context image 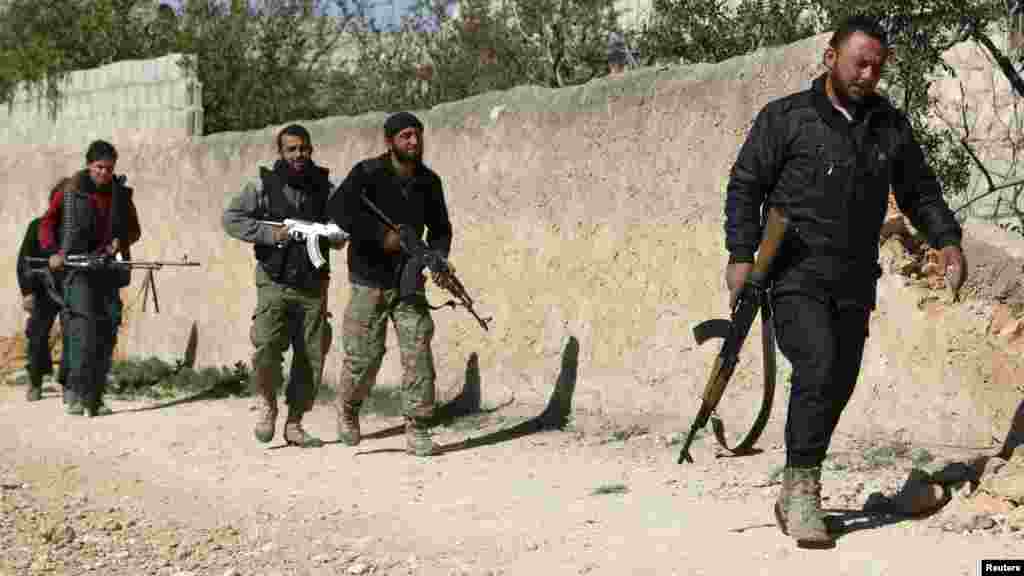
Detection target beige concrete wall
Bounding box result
[0,53,202,150]
[3,32,1023,449]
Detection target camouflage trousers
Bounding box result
[338,283,436,420]
[250,265,329,414]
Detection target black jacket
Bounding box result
[17,218,58,296]
[725,73,962,305]
[328,154,453,289]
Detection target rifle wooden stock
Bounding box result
[747,207,788,286]
[677,206,789,464]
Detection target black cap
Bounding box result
[384,111,423,138]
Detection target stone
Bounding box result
[1007,506,1024,532]
[973,456,1008,481]
[1009,445,1024,465]
[980,463,1024,504]
[890,482,947,516]
[964,491,1015,516]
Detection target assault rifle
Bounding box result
[26,254,200,313]
[677,207,789,464]
[358,193,492,332]
[259,219,349,270]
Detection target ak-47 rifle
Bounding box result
[677,207,789,464]
[25,253,201,313]
[258,219,349,270]
[358,193,492,332]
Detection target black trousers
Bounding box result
[772,292,871,468]
[64,272,122,409]
[24,291,67,386]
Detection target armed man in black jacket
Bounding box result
[724,16,967,547]
[327,111,455,457]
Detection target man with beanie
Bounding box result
[606,31,635,75]
[43,140,142,417]
[724,16,965,547]
[223,124,344,447]
[327,111,454,457]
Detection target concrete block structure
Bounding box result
[0,53,202,150]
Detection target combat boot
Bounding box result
[25,372,42,402]
[251,366,278,443]
[283,408,323,448]
[774,466,832,547]
[335,400,362,446]
[86,399,113,418]
[64,387,83,415]
[405,417,441,457]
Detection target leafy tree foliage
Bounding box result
[639,0,825,65]
[1,0,1022,227]
[0,0,156,112]
[323,0,622,117]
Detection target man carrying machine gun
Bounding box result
[222,124,348,447]
[40,141,142,417]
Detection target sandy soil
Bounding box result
[1,379,1022,576]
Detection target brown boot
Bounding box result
[251,366,278,443]
[774,466,833,547]
[405,417,441,457]
[284,408,323,448]
[336,400,361,446]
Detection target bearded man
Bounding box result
[327,112,455,457]
[723,15,966,547]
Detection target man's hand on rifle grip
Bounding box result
[271,225,290,245]
[382,227,402,254]
[726,262,753,309]
[432,261,456,293]
[49,253,65,272]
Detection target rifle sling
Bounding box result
[709,294,776,456]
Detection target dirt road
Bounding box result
[1,382,1020,576]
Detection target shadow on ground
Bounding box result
[113,382,242,414]
[351,336,580,457]
[439,335,580,455]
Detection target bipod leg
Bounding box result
[143,269,160,313]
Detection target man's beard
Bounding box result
[390,144,421,164]
[831,72,869,106]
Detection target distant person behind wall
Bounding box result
[607,31,634,75]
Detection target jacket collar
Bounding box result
[811,73,888,132]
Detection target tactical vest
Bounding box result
[253,166,333,289]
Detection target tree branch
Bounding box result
[970,28,1024,100]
